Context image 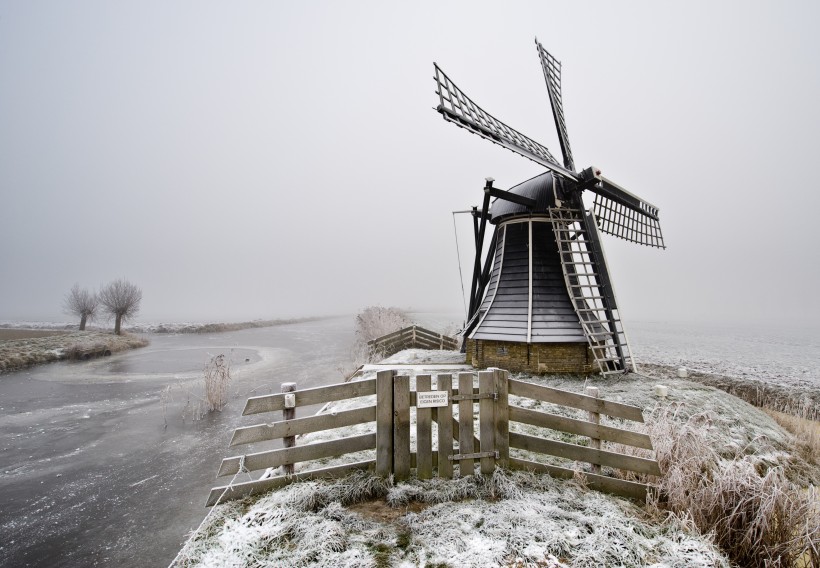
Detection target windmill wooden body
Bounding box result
[435,40,665,375]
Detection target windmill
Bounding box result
[435,39,665,375]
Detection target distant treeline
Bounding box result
[151,317,324,334]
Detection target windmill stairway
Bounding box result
[549,207,634,375]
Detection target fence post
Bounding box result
[281,382,297,475]
[478,370,496,474]
[492,368,509,469]
[376,370,395,477]
[586,386,602,474]
[393,375,411,481]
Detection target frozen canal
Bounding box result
[0,316,356,567]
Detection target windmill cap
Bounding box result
[489,172,558,223]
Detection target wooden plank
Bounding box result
[451,417,481,450]
[479,370,496,474]
[230,406,375,446]
[206,460,375,507]
[414,328,449,343]
[375,370,394,477]
[218,433,376,476]
[416,374,433,480]
[414,338,445,350]
[508,406,653,450]
[436,374,453,479]
[367,326,413,345]
[410,451,439,468]
[508,457,649,501]
[393,375,411,481]
[509,432,661,476]
[493,369,510,469]
[243,378,376,415]
[371,331,408,346]
[508,378,645,423]
[458,372,475,476]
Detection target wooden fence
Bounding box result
[208,369,660,506]
[367,325,458,357]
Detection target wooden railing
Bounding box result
[208,369,660,506]
[506,377,660,500]
[207,379,379,506]
[367,325,458,357]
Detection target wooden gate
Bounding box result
[376,369,509,481]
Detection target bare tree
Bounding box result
[63,284,98,330]
[98,279,142,335]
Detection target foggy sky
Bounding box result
[1,1,818,326]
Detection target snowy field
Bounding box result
[628,320,820,391]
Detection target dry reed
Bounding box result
[204,353,231,412]
[613,404,819,567]
[765,409,820,469]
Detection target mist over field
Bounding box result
[1,1,818,325]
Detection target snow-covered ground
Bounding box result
[172,349,812,568]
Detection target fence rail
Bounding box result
[208,377,380,507]
[208,368,660,506]
[367,325,458,357]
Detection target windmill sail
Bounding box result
[536,39,575,171]
[549,207,634,374]
[592,193,665,248]
[433,64,577,180]
[579,170,666,248]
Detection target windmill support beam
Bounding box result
[468,182,493,319]
[475,232,498,314]
[488,187,537,209]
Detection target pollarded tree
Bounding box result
[63,284,98,331]
[98,279,142,335]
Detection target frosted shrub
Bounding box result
[353,306,412,361]
[355,306,411,343]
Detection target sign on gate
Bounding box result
[416,391,449,408]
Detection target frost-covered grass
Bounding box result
[0,331,148,372]
[175,350,820,568]
[640,363,820,422]
[174,470,729,568]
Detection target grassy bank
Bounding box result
[0,331,148,373]
[640,363,820,422]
